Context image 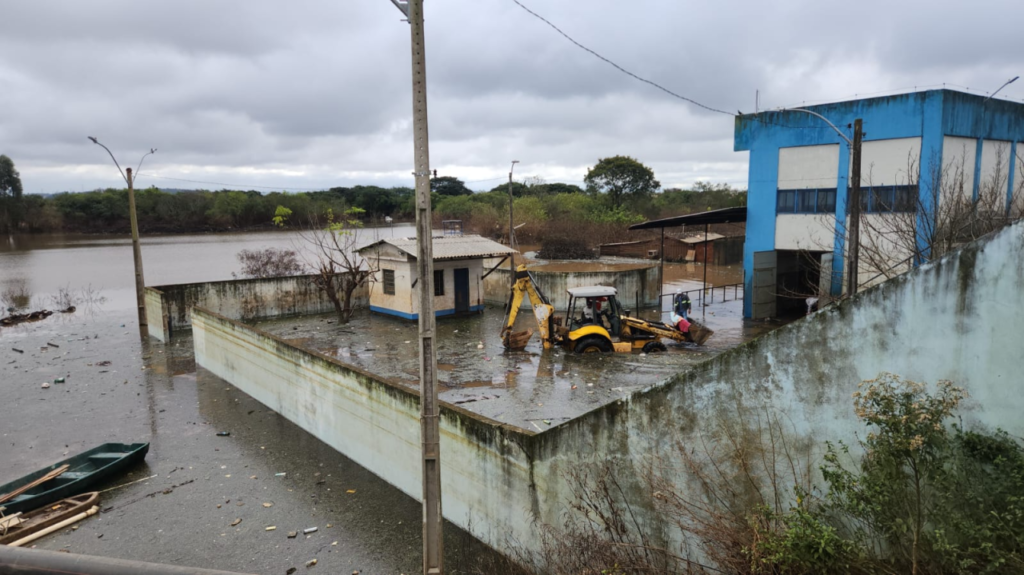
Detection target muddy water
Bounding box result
[255,301,766,431]
[0,225,414,312]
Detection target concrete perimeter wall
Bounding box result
[191,307,541,553]
[193,220,1024,566]
[146,275,368,341]
[483,265,662,311]
[530,219,1024,552]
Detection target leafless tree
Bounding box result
[801,147,1022,299]
[232,248,305,279]
[300,209,377,324]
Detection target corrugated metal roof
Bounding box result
[358,234,517,260]
[678,233,726,244]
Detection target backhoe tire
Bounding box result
[574,335,613,354]
[642,341,667,353]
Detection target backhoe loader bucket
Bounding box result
[689,322,714,346]
[504,329,534,350]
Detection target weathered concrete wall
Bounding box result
[146,275,368,341]
[483,264,662,311]
[191,307,540,553]
[529,219,1024,552]
[192,220,1024,567]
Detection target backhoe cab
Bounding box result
[560,286,712,353]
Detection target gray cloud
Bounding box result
[0,0,1021,194]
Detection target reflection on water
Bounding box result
[0,226,414,312]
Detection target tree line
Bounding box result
[0,154,746,237]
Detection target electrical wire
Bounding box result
[147,174,330,191]
[509,0,734,116]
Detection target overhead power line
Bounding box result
[509,0,734,116]
[147,174,328,191]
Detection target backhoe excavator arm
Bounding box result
[501,265,555,349]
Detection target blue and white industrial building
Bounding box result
[734,89,1024,318]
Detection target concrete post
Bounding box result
[406,0,444,572]
[126,167,147,333]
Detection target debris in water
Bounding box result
[54,377,66,384]
[216,431,231,437]
[345,489,356,494]
[96,360,111,366]
[230,518,242,526]
[303,527,318,534]
[47,342,60,348]
[275,472,287,477]
[305,558,317,567]
[288,531,298,539]
[265,526,277,531]
[11,348,23,354]
[41,382,51,389]
[262,502,273,508]
[287,569,297,575]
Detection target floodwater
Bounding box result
[255,296,767,431]
[0,225,510,574]
[0,225,414,312]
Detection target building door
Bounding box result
[751,250,777,319]
[454,268,470,313]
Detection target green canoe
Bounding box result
[0,443,149,515]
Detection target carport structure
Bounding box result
[628,207,747,319]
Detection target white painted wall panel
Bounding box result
[1015,146,1024,218]
[942,136,977,200]
[860,137,921,186]
[774,214,835,251]
[778,144,839,189]
[980,139,1012,197]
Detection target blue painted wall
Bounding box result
[734,89,1024,317]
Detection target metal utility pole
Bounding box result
[508,160,519,287]
[388,0,443,572]
[88,137,154,335]
[847,119,863,296]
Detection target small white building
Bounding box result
[357,234,517,320]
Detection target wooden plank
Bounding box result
[0,465,70,505]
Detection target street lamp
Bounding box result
[88,137,156,334]
[769,109,862,297]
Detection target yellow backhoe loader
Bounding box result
[501,265,712,353]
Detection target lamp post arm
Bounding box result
[781,108,853,146]
[87,137,129,185]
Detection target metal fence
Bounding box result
[660,283,744,308]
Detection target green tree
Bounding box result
[0,154,24,232]
[430,175,472,197]
[584,155,659,209]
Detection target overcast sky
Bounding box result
[2,0,1022,194]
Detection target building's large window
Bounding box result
[434,269,444,296]
[860,185,918,213]
[777,188,838,214]
[382,269,395,295]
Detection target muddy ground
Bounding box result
[1,308,499,574]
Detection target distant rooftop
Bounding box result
[358,234,517,260]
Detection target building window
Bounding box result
[859,185,917,213]
[382,269,395,295]
[434,269,444,296]
[777,190,796,213]
[777,188,838,214]
[817,189,836,213]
